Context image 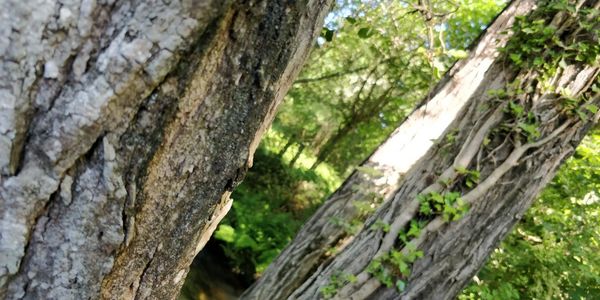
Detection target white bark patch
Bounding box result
[59,175,74,206]
[58,7,74,26]
[173,269,186,284]
[120,39,154,65]
[43,61,60,79]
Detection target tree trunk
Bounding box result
[241,1,534,298]
[243,0,600,299]
[310,122,353,170]
[0,1,332,299]
[277,136,296,158]
[289,143,306,167]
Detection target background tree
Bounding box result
[276,0,502,173]
[179,0,600,299]
[0,1,333,299]
[243,0,600,298]
[231,3,597,298]
[241,0,529,298]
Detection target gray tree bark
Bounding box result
[244,0,600,299]
[0,1,332,299]
[241,1,535,298]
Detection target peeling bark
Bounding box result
[0,1,333,299]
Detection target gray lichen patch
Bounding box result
[5,135,126,299]
[0,0,224,295]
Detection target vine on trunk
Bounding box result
[321,0,599,298]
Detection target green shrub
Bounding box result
[213,144,340,277]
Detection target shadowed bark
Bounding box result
[0,1,332,299]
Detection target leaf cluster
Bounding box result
[418,191,470,222]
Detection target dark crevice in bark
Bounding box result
[84,1,127,73]
[136,246,158,297]
[118,89,178,249]
[115,5,232,250]
[7,134,108,297]
[2,186,59,298]
[12,1,118,178]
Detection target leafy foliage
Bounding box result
[274,0,505,174]
[418,191,470,222]
[213,143,340,276]
[367,243,424,292]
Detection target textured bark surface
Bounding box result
[284,1,600,298]
[241,1,534,298]
[0,0,332,299]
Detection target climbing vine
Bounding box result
[356,0,599,295]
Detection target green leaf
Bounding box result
[358,27,375,39]
[509,53,522,65]
[396,280,406,292]
[559,58,568,69]
[321,28,334,42]
[346,274,358,283]
[419,202,432,215]
[508,101,525,117]
[447,49,469,59]
[584,104,599,114]
[407,221,421,237]
[518,122,540,140]
[235,233,259,250]
[371,219,391,232]
[522,27,536,34]
[398,260,410,276]
[430,192,444,203]
[214,224,236,243]
[455,166,468,174]
[576,109,588,122]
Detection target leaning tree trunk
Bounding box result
[246,0,600,299]
[241,1,535,298]
[0,1,332,299]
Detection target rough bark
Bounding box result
[241,1,535,298]
[284,1,600,299]
[0,1,332,299]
